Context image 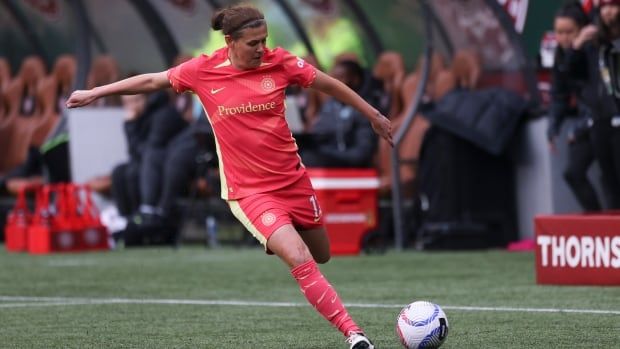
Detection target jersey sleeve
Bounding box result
[167,57,200,93]
[281,50,316,88]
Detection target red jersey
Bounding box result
[167,47,316,200]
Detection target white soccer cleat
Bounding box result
[346,333,375,349]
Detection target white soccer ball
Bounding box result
[396,301,449,349]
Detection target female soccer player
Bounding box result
[66,4,390,349]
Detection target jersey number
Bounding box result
[309,195,321,221]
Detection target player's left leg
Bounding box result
[268,226,372,346]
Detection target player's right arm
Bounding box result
[66,71,171,108]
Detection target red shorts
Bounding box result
[228,174,323,249]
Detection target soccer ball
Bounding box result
[396,301,449,349]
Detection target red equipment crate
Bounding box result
[27,184,109,254]
[534,213,620,286]
[307,168,379,255]
[4,187,32,252]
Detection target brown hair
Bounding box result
[597,6,620,44]
[211,4,265,39]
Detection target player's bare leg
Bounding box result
[298,226,331,264]
[267,225,374,348]
[266,224,313,267]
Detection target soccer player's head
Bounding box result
[212,4,267,70]
[554,2,589,49]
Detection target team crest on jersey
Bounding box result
[261,76,276,92]
[261,212,276,226]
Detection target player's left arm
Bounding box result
[310,70,393,146]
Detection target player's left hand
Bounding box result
[371,113,393,147]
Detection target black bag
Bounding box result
[415,126,517,249]
[423,88,527,155]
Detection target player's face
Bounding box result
[554,17,580,49]
[228,25,268,70]
[601,5,620,27]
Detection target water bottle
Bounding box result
[205,216,219,248]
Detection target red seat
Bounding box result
[431,69,457,102]
[87,56,121,107]
[376,50,456,197]
[451,49,482,90]
[372,51,405,119]
[0,58,10,92]
[31,55,77,147]
[378,73,430,196]
[412,52,447,100]
[0,58,11,131]
[0,56,46,172]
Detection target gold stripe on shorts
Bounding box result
[228,200,267,246]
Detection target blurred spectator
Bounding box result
[299,60,378,168]
[105,56,212,246]
[110,90,165,219]
[87,56,122,107]
[568,0,620,208]
[547,1,602,212]
[136,95,192,216]
[122,90,210,245]
[597,1,620,100]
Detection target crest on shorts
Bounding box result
[261,76,276,92]
[261,212,276,226]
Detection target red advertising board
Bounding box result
[534,214,620,286]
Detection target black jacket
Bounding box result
[422,87,527,155]
[123,92,170,163]
[300,98,377,168]
[547,46,595,141]
[564,42,619,121]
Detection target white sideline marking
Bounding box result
[0,296,619,315]
[46,260,97,267]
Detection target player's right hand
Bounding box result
[66,89,98,108]
[371,113,393,147]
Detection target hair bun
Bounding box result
[211,10,225,31]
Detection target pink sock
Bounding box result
[291,259,362,337]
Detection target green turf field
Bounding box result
[0,246,618,348]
